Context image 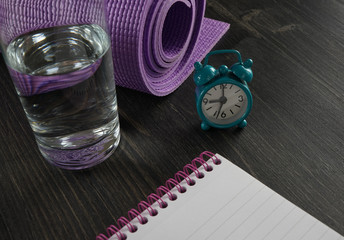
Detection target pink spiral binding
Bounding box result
[96,151,220,240]
[183,163,203,178]
[117,217,136,233]
[166,178,186,193]
[137,201,158,216]
[105,225,126,240]
[147,193,168,208]
[128,209,148,224]
[157,185,177,201]
[175,170,196,186]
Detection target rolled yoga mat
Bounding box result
[0,0,230,96]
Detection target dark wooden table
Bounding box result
[1,0,343,239]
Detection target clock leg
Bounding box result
[238,120,247,129]
[201,122,211,130]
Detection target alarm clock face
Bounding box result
[201,83,248,125]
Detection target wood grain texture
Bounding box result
[1,0,343,239]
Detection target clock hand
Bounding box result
[216,95,228,118]
[209,86,226,104]
[209,99,222,103]
[216,102,224,119]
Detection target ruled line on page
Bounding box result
[241,197,286,240]
[280,213,307,240]
[183,179,257,240]
[203,186,268,239]
[259,205,297,240]
[299,220,319,240]
[223,192,276,239]
[318,228,330,240]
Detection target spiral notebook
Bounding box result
[97,152,343,240]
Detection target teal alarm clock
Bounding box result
[194,49,253,130]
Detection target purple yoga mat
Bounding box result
[0,0,229,96]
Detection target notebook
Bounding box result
[97,152,344,240]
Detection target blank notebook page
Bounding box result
[109,154,343,240]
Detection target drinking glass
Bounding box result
[0,0,120,170]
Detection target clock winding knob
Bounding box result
[219,65,229,75]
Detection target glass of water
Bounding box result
[0,0,120,170]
